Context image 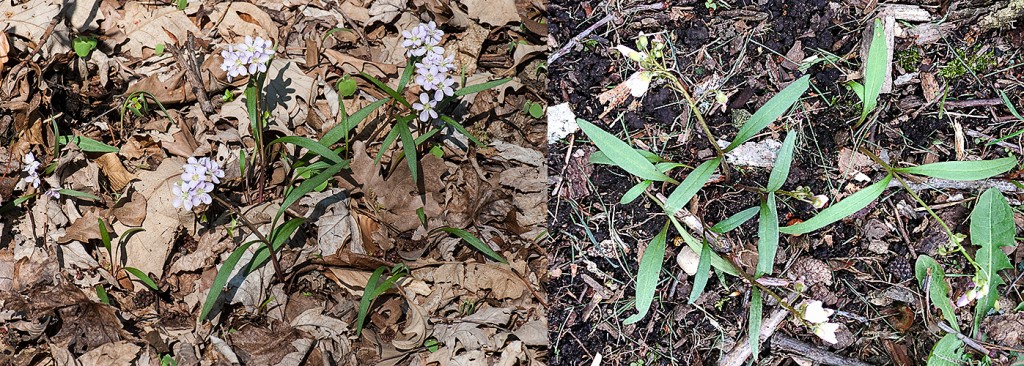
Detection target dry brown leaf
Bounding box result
[115,158,191,279]
[116,2,202,58]
[111,190,147,227]
[0,0,70,57]
[95,153,138,192]
[212,2,276,42]
[367,0,403,25]
[61,0,104,32]
[77,341,141,365]
[57,208,103,244]
[462,0,521,26]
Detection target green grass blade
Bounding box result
[397,58,416,92]
[59,135,119,153]
[766,132,797,192]
[663,158,721,215]
[726,75,809,152]
[577,119,676,183]
[200,241,256,322]
[320,98,389,147]
[848,80,865,102]
[749,288,763,360]
[440,227,507,264]
[98,218,112,256]
[990,90,1024,145]
[275,161,348,223]
[860,18,888,124]
[249,218,305,272]
[123,267,159,291]
[971,188,1014,333]
[755,193,779,276]
[270,136,345,164]
[687,242,713,304]
[674,219,739,277]
[591,150,663,165]
[623,222,670,325]
[915,255,959,332]
[373,118,406,166]
[620,180,652,205]
[356,266,387,336]
[709,206,759,234]
[59,189,100,201]
[780,174,891,235]
[454,77,512,97]
[439,115,483,147]
[895,157,1016,181]
[245,86,260,136]
[359,72,409,107]
[396,119,419,183]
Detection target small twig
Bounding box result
[771,334,875,366]
[943,98,1002,109]
[937,321,995,357]
[965,128,1022,154]
[167,33,215,116]
[548,2,666,64]
[211,193,285,282]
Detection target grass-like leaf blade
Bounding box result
[359,72,409,107]
[123,267,159,291]
[98,218,112,256]
[895,157,1016,181]
[971,188,1014,333]
[577,119,676,183]
[249,218,305,272]
[780,174,891,235]
[440,115,484,147]
[663,158,720,215]
[725,75,809,152]
[620,180,651,205]
[396,119,419,182]
[860,18,887,124]
[59,135,119,153]
[440,227,507,264]
[766,132,797,192]
[749,287,763,360]
[275,161,348,223]
[454,77,512,97]
[200,241,256,322]
[59,189,100,201]
[756,193,779,276]
[710,206,759,234]
[688,242,713,304]
[623,222,670,325]
[270,136,345,164]
[320,98,389,147]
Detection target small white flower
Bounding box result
[623,71,653,98]
[23,173,40,188]
[411,92,439,122]
[43,187,61,199]
[22,152,40,172]
[813,322,840,344]
[803,300,834,324]
[614,45,646,63]
[810,194,830,209]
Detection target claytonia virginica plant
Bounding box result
[403,21,458,122]
[21,152,41,188]
[801,300,840,344]
[171,157,225,211]
[220,36,275,82]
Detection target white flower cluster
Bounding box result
[21,152,41,189]
[401,22,458,122]
[220,36,275,82]
[802,300,840,344]
[171,157,225,211]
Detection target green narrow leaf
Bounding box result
[848,80,865,102]
[200,241,256,322]
[624,222,670,325]
[439,115,483,147]
[269,136,345,164]
[320,98,389,146]
[971,188,1014,333]
[98,218,112,256]
[359,72,409,107]
[861,18,888,124]
[926,334,966,366]
[990,90,1024,145]
[397,58,416,92]
[663,158,721,215]
[915,255,960,332]
[59,189,100,201]
[591,150,663,165]
[756,193,779,276]
[245,86,260,136]
[396,120,419,183]
[59,135,119,153]
[749,287,763,360]
[620,180,652,205]
[355,266,387,336]
[249,218,305,272]
[688,242,713,304]
[577,119,676,183]
[123,267,159,291]
[726,75,809,152]
[673,219,740,277]
[766,132,797,192]
[454,77,512,97]
[780,174,891,235]
[895,157,1016,181]
[440,227,507,264]
[710,206,759,233]
[95,285,109,304]
[275,161,348,223]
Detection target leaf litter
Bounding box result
[0,0,548,364]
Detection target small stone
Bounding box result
[677,246,701,276]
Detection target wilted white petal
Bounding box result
[803,300,833,324]
[813,323,840,344]
[624,71,653,98]
[614,45,646,62]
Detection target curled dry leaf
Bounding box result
[111,190,148,227]
[212,2,276,42]
[462,0,521,26]
[116,2,202,58]
[95,153,137,192]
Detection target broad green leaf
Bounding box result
[710,206,759,233]
[756,193,779,276]
[454,77,512,97]
[896,157,1016,181]
[275,161,348,223]
[673,218,740,277]
[780,174,891,235]
[528,103,544,118]
[663,158,720,215]
[72,36,97,58]
[270,136,345,164]
[915,255,960,332]
[124,267,159,291]
[396,119,419,182]
[971,188,1014,333]
[623,222,670,325]
[200,241,256,322]
[749,287,763,360]
[577,119,675,183]
[926,334,966,366]
[725,75,809,152]
[59,189,100,201]
[860,18,888,124]
[766,132,797,192]
[440,227,507,264]
[320,98,389,146]
[337,77,358,97]
[59,135,119,153]
[688,242,713,304]
[620,180,652,205]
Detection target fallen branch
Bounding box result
[771,334,875,366]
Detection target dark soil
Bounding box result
[548,0,1024,364]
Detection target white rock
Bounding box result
[547,103,578,144]
[676,246,701,276]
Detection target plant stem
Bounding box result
[662,71,732,182]
[211,193,286,282]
